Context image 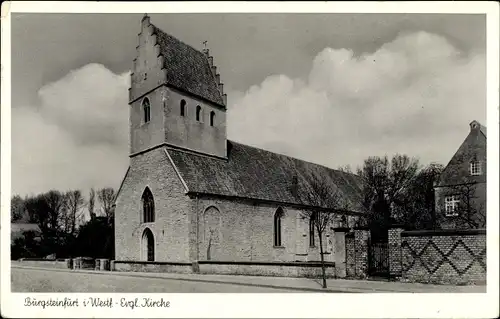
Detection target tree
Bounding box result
[357,154,420,241]
[11,195,25,222]
[64,190,85,235]
[88,188,96,221]
[97,187,115,222]
[395,163,443,230]
[299,172,350,289]
[75,216,114,259]
[24,194,50,232]
[43,190,66,232]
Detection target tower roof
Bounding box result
[151,24,225,107]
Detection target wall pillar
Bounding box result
[354,227,370,279]
[333,227,349,278]
[100,259,110,271]
[388,225,405,279]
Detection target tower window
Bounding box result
[196,105,202,122]
[210,111,215,126]
[180,99,186,116]
[142,97,151,123]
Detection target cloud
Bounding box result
[227,31,486,170]
[12,63,130,196]
[12,31,486,196]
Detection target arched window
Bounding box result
[210,111,215,126]
[142,97,151,123]
[142,228,155,261]
[180,99,186,116]
[142,187,155,223]
[274,208,284,247]
[196,105,202,121]
[309,213,316,247]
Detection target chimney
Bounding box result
[470,120,480,131]
[141,13,150,25]
[291,175,299,198]
[215,74,221,84]
[218,83,224,95]
[207,56,214,67]
[211,66,217,78]
[222,94,227,106]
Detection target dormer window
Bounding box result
[470,161,482,176]
[142,97,151,123]
[180,99,186,117]
[210,111,215,126]
[196,105,202,122]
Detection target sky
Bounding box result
[10,13,486,197]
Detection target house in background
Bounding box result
[434,120,487,229]
[11,223,42,244]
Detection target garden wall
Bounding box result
[400,229,486,285]
[16,258,68,269]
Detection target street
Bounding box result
[11,266,303,293]
[10,264,486,293]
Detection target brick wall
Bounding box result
[345,233,355,277]
[435,182,486,230]
[388,227,404,277]
[354,228,370,279]
[401,229,486,285]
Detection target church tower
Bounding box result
[128,14,227,158]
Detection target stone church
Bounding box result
[114,15,364,264]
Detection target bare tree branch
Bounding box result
[298,172,351,288]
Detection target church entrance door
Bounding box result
[142,228,155,262]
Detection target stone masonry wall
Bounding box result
[114,147,194,262]
[401,229,486,285]
[196,197,306,262]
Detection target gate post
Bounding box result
[388,225,405,279]
[354,227,370,279]
[333,227,349,278]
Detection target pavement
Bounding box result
[11,263,486,293]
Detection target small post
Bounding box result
[100,259,110,271]
[65,258,73,269]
